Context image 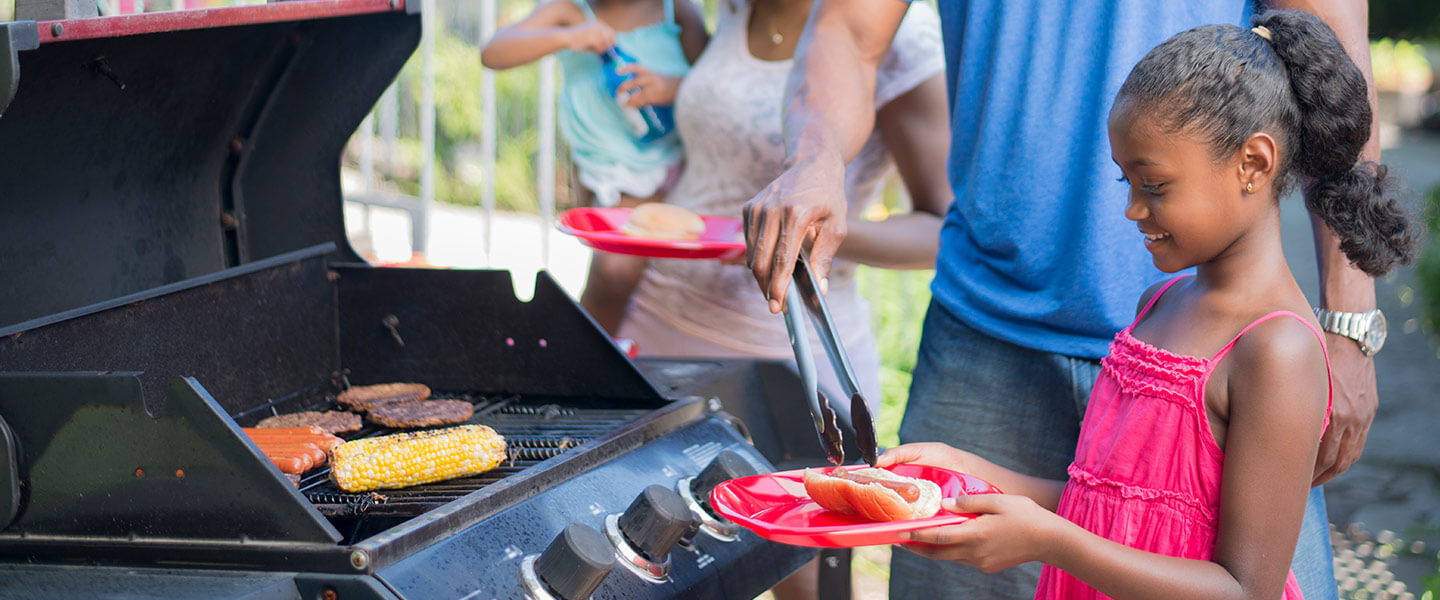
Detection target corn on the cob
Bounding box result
[329,425,507,492]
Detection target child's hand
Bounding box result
[877,442,977,474]
[565,21,615,54]
[615,65,681,107]
[900,493,1060,572]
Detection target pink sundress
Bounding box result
[1034,276,1331,599]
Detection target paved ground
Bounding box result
[1289,129,1440,597]
[344,129,1440,598]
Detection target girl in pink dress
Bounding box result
[877,10,1418,600]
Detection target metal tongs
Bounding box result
[782,249,880,467]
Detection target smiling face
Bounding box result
[1108,97,1260,273]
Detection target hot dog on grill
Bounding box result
[802,467,942,521]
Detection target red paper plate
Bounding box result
[709,464,1001,548]
[556,207,746,260]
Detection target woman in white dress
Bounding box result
[620,0,948,406]
[618,1,949,597]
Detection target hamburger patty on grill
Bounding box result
[337,383,430,412]
[256,410,364,434]
[366,399,476,428]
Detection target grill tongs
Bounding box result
[782,249,880,467]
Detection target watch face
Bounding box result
[1365,310,1387,353]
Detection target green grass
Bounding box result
[855,266,934,449]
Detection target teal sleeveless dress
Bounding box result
[557,0,689,203]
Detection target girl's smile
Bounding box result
[1142,230,1172,249]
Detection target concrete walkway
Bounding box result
[1283,129,1440,598]
[341,200,593,300]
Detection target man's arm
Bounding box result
[1267,0,1379,485]
[742,0,909,313]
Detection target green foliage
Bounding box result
[1371,0,1440,42]
[856,266,934,449]
[1372,38,1434,94]
[1416,184,1440,335]
[1423,542,1440,599]
[381,24,548,213]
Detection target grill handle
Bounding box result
[0,414,19,528]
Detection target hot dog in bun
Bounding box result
[802,467,942,521]
[621,203,706,240]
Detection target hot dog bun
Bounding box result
[621,203,705,240]
[802,467,942,521]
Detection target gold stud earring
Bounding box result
[1246,182,1254,193]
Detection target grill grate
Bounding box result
[298,394,651,518]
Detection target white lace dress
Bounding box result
[619,0,944,408]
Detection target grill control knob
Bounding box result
[690,450,758,513]
[618,484,696,561]
[528,524,615,600]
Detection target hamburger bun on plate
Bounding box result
[621,203,706,240]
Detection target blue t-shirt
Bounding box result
[928,0,1250,359]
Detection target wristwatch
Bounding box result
[1313,307,1387,356]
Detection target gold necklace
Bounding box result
[763,2,799,46]
[767,13,784,45]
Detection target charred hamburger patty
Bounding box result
[337,383,430,412]
[366,399,475,428]
[256,410,364,434]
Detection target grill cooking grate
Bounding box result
[298,394,651,518]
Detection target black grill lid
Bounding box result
[0,1,419,330]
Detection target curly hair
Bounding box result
[1115,10,1418,277]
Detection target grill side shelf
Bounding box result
[0,373,341,544]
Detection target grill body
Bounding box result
[0,3,816,597]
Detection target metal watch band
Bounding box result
[1315,308,1355,341]
[1313,307,1383,356]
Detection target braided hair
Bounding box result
[1115,10,1418,277]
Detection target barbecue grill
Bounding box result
[0,2,826,597]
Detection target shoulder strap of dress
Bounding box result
[664,0,675,24]
[1133,274,1192,327]
[1209,310,1334,421]
[573,0,597,21]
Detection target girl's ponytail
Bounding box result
[1257,10,1418,277]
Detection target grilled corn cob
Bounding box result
[329,425,507,492]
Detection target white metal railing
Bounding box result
[347,0,560,269]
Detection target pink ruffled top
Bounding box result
[1035,276,1330,600]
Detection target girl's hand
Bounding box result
[615,65,681,107]
[900,493,1062,572]
[877,442,977,473]
[565,21,616,54]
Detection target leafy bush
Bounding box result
[1372,38,1433,94]
[1371,0,1440,42]
[1423,543,1440,600]
[363,21,557,214]
[1416,184,1440,335]
[856,266,933,448]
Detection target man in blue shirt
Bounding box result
[743,0,1382,597]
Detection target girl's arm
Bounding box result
[877,443,1064,510]
[480,1,613,70]
[904,319,1329,600]
[834,73,952,270]
[673,0,710,64]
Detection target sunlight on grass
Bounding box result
[856,266,933,449]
